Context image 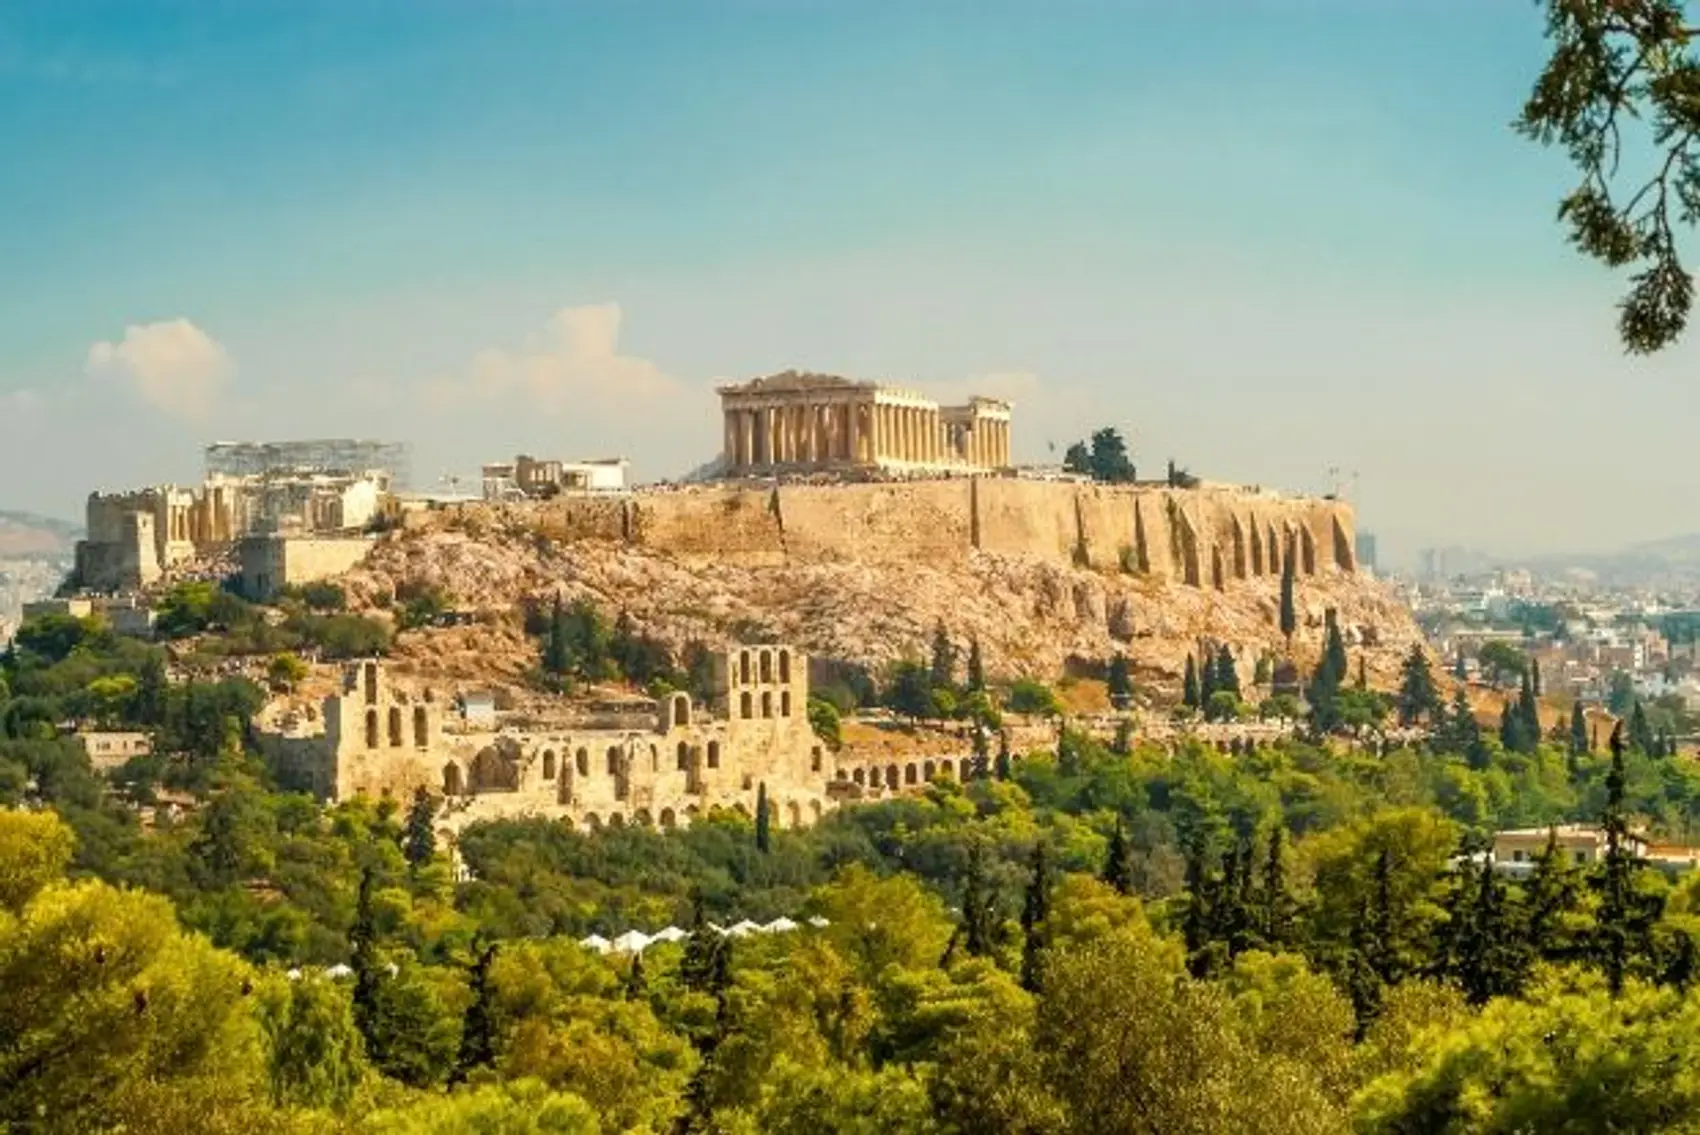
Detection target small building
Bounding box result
[77,731,153,772]
[457,691,497,728]
[1491,825,1648,875]
[481,456,629,500]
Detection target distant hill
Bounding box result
[0,510,80,559]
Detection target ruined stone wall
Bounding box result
[240,535,375,600]
[503,479,1355,586]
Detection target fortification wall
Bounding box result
[509,479,1355,586]
[777,480,973,562]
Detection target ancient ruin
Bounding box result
[73,439,405,591]
[256,646,925,833]
[717,371,1012,476]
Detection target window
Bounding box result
[413,706,428,748]
[760,650,773,683]
[740,692,753,719]
[781,690,791,717]
[740,651,751,684]
[761,691,773,718]
[779,650,791,682]
[677,741,690,771]
[708,741,721,769]
[811,746,822,772]
[576,748,589,777]
[388,707,403,747]
[607,747,621,775]
[1513,850,1526,863]
[542,750,556,780]
[365,709,379,749]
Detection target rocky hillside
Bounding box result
[336,519,1424,697]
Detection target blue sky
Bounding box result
[0,1,1689,560]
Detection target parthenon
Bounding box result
[717,371,1012,476]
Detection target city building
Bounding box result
[481,455,630,500]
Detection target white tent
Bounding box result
[324,963,354,978]
[762,917,798,934]
[611,930,653,954]
[806,916,831,929]
[724,919,761,938]
[649,926,689,944]
[578,934,612,954]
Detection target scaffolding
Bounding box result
[204,439,412,489]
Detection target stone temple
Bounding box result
[717,371,1012,476]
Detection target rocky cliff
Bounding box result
[338,481,1419,696]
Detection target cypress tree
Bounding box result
[1346,896,1384,1040]
[403,786,437,868]
[1200,650,1218,704]
[1664,928,1698,992]
[966,638,986,693]
[1216,645,1241,700]
[929,621,957,690]
[1456,855,1525,1005]
[961,843,998,957]
[994,731,1012,780]
[970,721,990,779]
[754,782,771,853]
[623,950,648,1001]
[1499,702,1523,754]
[350,866,382,1053]
[1532,658,1544,698]
[136,653,169,726]
[1183,655,1201,710]
[1524,827,1578,964]
[1570,700,1590,755]
[1397,645,1440,727]
[1259,825,1297,950]
[1366,848,1400,985]
[1111,718,1134,756]
[453,939,499,1082]
[1323,609,1349,686]
[681,895,723,994]
[1107,653,1134,707]
[1453,651,1468,682]
[1595,723,1664,996]
[1630,700,1656,755]
[542,594,570,677]
[1020,841,1052,992]
[1182,829,1218,978]
[1102,819,1134,896]
[1355,654,1368,692]
[1278,544,1297,646]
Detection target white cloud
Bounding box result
[426,302,677,412]
[86,318,231,422]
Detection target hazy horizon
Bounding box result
[4,1,1698,566]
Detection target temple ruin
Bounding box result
[717,371,1012,476]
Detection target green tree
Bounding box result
[1214,645,1241,700]
[1088,426,1136,483]
[1020,840,1052,992]
[541,595,571,678]
[1630,699,1658,755]
[1062,441,1092,476]
[885,661,934,722]
[1102,819,1134,897]
[1396,645,1439,727]
[454,940,500,1083]
[806,697,842,750]
[403,786,437,868]
[1524,827,1582,965]
[994,731,1013,780]
[1005,678,1061,718]
[1571,699,1591,755]
[1518,0,1700,352]
[1258,826,1298,952]
[966,638,986,692]
[1183,655,1201,710]
[1107,652,1133,708]
[960,841,1000,959]
[755,781,771,854]
[1278,543,1297,645]
[1595,723,1665,996]
[257,974,368,1110]
[929,621,957,690]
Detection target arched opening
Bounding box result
[557,769,574,805]
[923,760,936,781]
[739,650,751,684]
[761,691,773,718]
[905,763,918,785]
[960,758,972,780]
[634,809,653,827]
[413,705,428,748]
[740,692,753,719]
[853,767,866,786]
[671,693,691,728]
[836,768,848,781]
[583,813,601,832]
[606,747,621,775]
[760,650,773,682]
[708,741,721,768]
[786,800,802,828]
[676,741,690,771]
[810,800,822,822]
[650,744,659,772]
[781,690,791,717]
[442,762,462,795]
[608,812,625,828]
[388,706,403,747]
[363,662,378,704]
[885,764,899,789]
[471,747,517,792]
[810,745,822,772]
[575,747,589,777]
[779,650,791,682]
[660,807,677,830]
[542,750,557,780]
[364,709,379,749]
[685,804,701,821]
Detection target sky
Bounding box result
[0,0,1693,564]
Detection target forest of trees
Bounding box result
[16,606,1700,1130]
